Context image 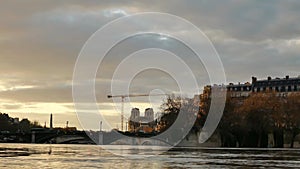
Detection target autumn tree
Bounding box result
[283,93,300,148]
[158,94,182,132]
[196,92,211,129]
[237,92,283,147]
[158,95,198,133]
[218,95,245,147]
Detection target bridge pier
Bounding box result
[98,132,103,145]
[31,131,36,143]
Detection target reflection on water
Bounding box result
[0,144,300,168]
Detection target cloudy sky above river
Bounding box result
[0,0,299,130]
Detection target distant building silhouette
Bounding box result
[128,108,155,133]
[50,113,53,129]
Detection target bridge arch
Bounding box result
[141,140,153,145]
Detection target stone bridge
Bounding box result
[31,130,92,144]
[97,131,172,146]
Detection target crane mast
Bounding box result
[107,93,167,131]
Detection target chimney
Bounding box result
[286,75,289,80]
[268,76,271,81]
[50,113,53,129]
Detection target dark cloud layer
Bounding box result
[0,1,299,128]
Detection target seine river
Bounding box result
[1,144,300,168]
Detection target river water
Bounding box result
[0,144,300,168]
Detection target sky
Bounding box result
[0,0,299,130]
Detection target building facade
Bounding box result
[128,108,155,133]
[202,75,300,99]
[227,76,300,97]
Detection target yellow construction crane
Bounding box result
[107,93,168,131]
